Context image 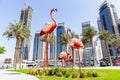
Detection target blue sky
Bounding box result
[0,0,120,61]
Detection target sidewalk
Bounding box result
[0,69,39,80]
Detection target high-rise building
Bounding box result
[56,23,65,58]
[99,1,119,37]
[20,6,33,60]
[99,1,119,57]
[33,32,44,60]
[82,21,91,32]
[118,19,120,34]
[97,17,107,58]
[82,21,92,47]
[49,33,55,59]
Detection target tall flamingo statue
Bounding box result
[69,38,84,71]
[66,28,84,71]
[58,52,70,67]
[40,8,57,69]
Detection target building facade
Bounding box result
[20,6,33,60]
[49,33,55,59]
[56,23,65,58]
[33,32,44,61]
[99,1,119,58]
[97,17,108,58]
[82,21,93,60]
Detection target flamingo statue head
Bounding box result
[40,8,57,36]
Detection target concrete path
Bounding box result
[0,69,39,80]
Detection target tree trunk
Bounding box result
[72,48,74,71]
[13,38,20,70]
[91,39,95,66]
[105,42,113,66]
[19,39,24,69]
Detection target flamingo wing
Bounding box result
[40,22,52,36]
[59,52,67,58]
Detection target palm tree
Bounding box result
[81,37,89,66]
[99,30,114,66]
[0,46,6,54]
[3,21,30,69]
[82,27,97,66]
[19,26,31,69]
[112,38,120,58]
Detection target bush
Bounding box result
[62,69,67,75]
[56,71,63,77]
[87,71,93,77]
[72,72,78,78]
[92,72,99,77]
[65,71,71,78]
[38,70,45,76]
[48,68,55,75]
[54,68,59,75]
[79,72,86,78]
[29,69,38,75]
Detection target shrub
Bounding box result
[44,69,49,75]
[92,72,99,77]
[87,71,93,77]
[38,70,45,76]
[56,71,63,77]
[48,68,55,75]
[29,69,38,75]
[65,71,71,78]
[54,68,59,75]
[62,69,67,75]
[72,72,78,78]
[79,72,86,78]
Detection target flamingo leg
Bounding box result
[44,47,46,69]
[62,59,64,67]
[72,48,74,71]
[45,34,50,70]
[78,49,81,72]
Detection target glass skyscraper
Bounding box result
[20,6,33,60]
[99,1,119,57]
[49,33,55,59]
[56,23,65,58]
[33,32,44,60]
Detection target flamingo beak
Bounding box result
[55,9,57,12]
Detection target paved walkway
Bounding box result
[0,69,39,80]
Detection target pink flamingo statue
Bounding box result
[40,8,57,69]
[66,29,84,71]
[58,52,70,67]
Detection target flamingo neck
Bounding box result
[50,10,57,26]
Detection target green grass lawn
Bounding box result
[8,69,120,80]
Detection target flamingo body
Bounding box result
[69,38,84,49]
[40,22,57,36]
[59,52,70,62]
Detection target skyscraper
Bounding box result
[82,21,92,48]
[49,33,55,59]
[20,6,33,60]
[33,32,44,60]
[82,21,91,32]
[56,23,65,58]
[97,18,108,58]
[99,1,119,37]
[99,1,119,57]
